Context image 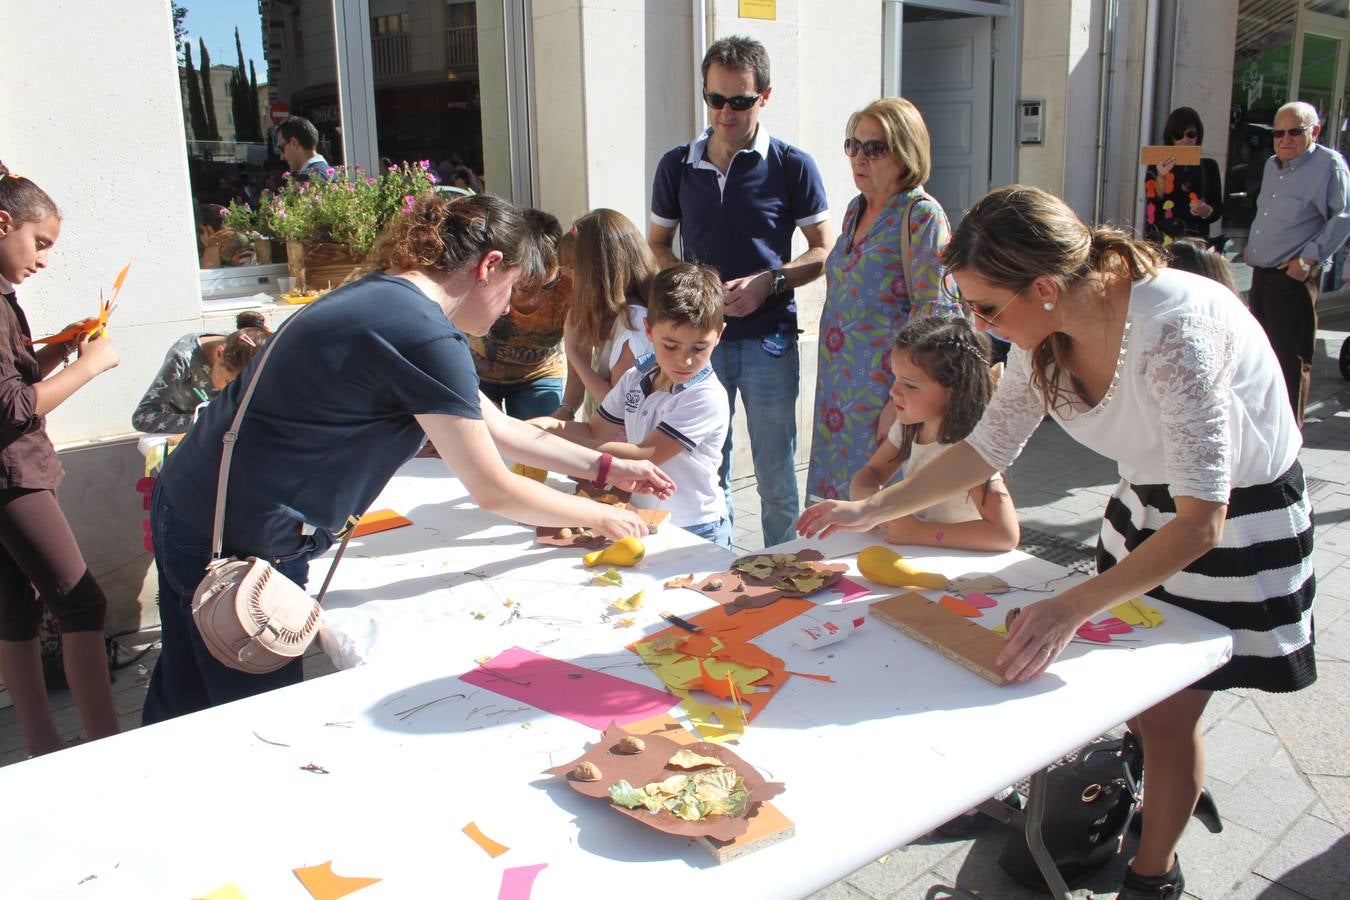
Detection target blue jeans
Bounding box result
[710,332,800,547]
[480,377,564,420]
[682,517,733,549]
[142,485,312,725]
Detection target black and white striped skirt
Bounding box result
[1096,462,1316,693]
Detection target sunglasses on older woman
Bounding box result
[844,137,889,160]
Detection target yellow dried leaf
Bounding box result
[613,590,644,612]
[664,574,695,589]
[667,749,724,770]
[592,568,624,587]
[614,616,637,628]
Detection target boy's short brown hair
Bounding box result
[647,263,725,332]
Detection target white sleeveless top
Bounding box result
[885,423,1005,524]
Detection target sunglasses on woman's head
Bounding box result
[703,91,760,111]
[844,138,889,160]
[1273,125,1309,139]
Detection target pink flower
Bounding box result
[346,182,355,191]
[325,167,336,177]
[282,171,291,179]
[419,159,431,169]
[366,178,376,186]
[403,194,416,212]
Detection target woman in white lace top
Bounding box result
[798,186,1314,900]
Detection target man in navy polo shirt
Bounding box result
[649,35,832,547]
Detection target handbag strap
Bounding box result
[207,303,353,594]
[899,190,933,312]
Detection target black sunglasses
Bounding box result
[1273,125,1309,139]
[844,138,889,160]
[703,91,761,111]
[1174,128,1199,140]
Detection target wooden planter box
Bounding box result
[285,241,368,292]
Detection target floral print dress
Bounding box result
[806,188,955,500]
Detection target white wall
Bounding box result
[1,0,203,448]
[1171,1,1239,185]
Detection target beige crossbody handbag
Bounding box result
[191,308,353,674]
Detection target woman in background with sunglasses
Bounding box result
[806,97,960,501]
[1144,107,1224,246]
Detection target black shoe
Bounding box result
[1129,786,1223,835]
[1118,857,1185,900]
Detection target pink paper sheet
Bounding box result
[459,647,676,730]
[498,864,547,900]
[831,577,871,603]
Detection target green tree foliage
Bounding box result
[199,38,221,142]
[183,42,209,142]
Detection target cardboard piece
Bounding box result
[458,647,677,730]
[350,509,412,538]
[870,592,1012,685]
[620,714,796,862]
[535,525,607,549]
[948,573,1011,595]
[1140,144,1202,166]
[292,861,380,900]
[543,722,785,843]
[676,549,849,614]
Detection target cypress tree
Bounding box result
[199,38,221,142]
[248,60,262,143]
[184,43,209,142]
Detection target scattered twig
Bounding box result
[300,763,330,774]
[394,692,467,722]
[252,731,291,748]
[485,706,530,718]
[382,692,408,706]
[477,665,531,686]
[324,721,353,728]
[78,875,97,885]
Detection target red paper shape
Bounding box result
[499,864,547,900]
[1076,617,1133,643]
[458,647,676,730]
[963,591,998,609]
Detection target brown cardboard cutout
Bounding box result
[544,722,785,841]
[535,526,607,549]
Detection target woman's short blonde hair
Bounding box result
[846,97,932,191]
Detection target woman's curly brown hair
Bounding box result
[373,192,546,292]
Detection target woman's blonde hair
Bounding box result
[568,208,657,352]
[942,185,1163,412]
[846,97,931,191]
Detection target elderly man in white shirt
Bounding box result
[1245,100,1350,426]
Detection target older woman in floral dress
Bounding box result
[807,97,958,500]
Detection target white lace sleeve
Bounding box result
[966,346,1046,470]
[1142,314,1234,502]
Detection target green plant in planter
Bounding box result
[229,160,439,259]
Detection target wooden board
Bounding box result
[870,592,1010,686]
[625,714,795,863]
[1140,144,1202,166]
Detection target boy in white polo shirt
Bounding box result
[533,263,731,546]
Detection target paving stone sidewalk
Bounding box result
[4,310,1348,900]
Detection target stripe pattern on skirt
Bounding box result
[1096,462,1316,693]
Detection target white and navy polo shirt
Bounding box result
[650,126,829,342]
[597,354,729,527]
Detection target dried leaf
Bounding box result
[667,749,723,770]
[612,590,644,612]
[471,611,486,620]
[647,633,684,653]
[614,616,637,628]
[592,568,624,587]
[664,574,695,589]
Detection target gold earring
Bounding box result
[476,278,488,287]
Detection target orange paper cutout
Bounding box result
[32,262,131,345]
[939,595,982,618]
[785,670,836,683]
[463,821,510,858]
[292,861,380,900]
[351,509,412,537]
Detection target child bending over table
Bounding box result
[533,263,731,547]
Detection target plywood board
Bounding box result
[871,592,1011,686]
[1140,144,1202,166]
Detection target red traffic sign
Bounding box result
[268,102,292,125]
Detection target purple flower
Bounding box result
[346,182,355,191]
[282,171,291,179]
[325,167,336,177]
[366,177,376,186]
[419,159,431,169]
[403,194,416,212]
[427,170,440,184]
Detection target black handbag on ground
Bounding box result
[997,735,1142,893]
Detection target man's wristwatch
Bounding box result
[767,268,789,297]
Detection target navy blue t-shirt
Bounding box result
[158,271,481,559]
[650,127,829,341]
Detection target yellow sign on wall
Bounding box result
[739,0,776,20]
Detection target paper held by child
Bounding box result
[31,262,131,345]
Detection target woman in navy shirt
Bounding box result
[144,194,675,722]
